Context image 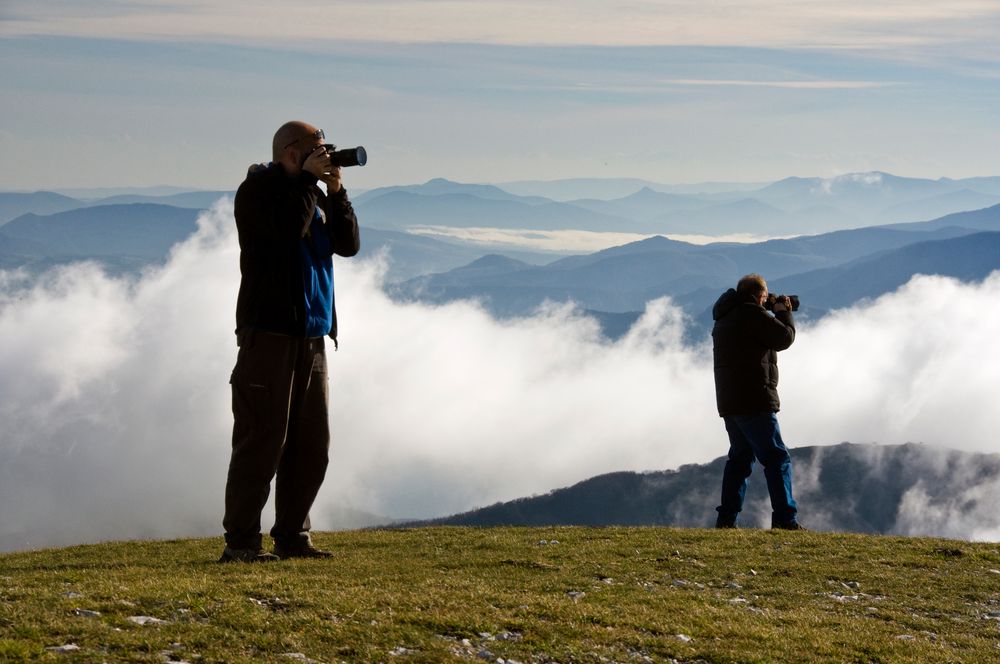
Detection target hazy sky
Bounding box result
[3,0,1000,191]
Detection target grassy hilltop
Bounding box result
[1,527,998,663]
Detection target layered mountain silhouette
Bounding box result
[0,190,231,225]
[390,204,1000,331]
[3,175,1000,322]
[0,198,555,280]
[0,204,202,274]
[768,231,1000,313]
[355,172,1000,235]
[7,172,1000,234]
[361,227,555,281]
[410,442,1000,537]
[355,189,633,232]
[0,191,83,224]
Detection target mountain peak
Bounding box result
[453,253,532,275]
[424,177,460,187]
[467,253,527,267]
[617,186,675,203]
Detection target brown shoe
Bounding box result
[772,521,807,531]
[273,543,333,559]
[218,546,280,563]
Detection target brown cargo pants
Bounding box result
[223,331,330,550]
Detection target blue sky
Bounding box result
[2,1,999,191]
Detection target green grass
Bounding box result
[1,527,999,662]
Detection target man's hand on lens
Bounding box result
[320,166,342,194]
[773,295,792,312]
[302,147,332,180]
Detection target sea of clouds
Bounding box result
[1,200,998,551]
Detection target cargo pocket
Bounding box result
[230,369,275,436]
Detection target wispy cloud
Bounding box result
[3,1,999,54]
[494,78,897,95]
[662,79,895,90]
[3,1,999,189]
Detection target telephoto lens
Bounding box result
[324,145,367,168]
[765,294,800,312]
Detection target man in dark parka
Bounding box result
[712,273,804,530]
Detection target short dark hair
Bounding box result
[737,273,767,297]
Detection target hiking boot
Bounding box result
[218,546,280,563]
[272,543,333,559]
[715,514,738,529]
[772,521,807,531]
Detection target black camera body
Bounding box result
[765,294,800,312]
[322,144,367,168]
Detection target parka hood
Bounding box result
[712,288,756,321]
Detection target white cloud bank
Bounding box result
[1,202,998,551]
[407,226,781,252]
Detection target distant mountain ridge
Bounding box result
[355,189,634,232]
[361,227,556,280]
[8,171,1000,237]
[0,190,231,225]
[0,201,560,282]
[390,204,1000,325]
[0,204,202,275]
[497,177,769,200]
[355,178,551,206]
[411,442,1000,538]
[769,230,1000,312]
[4,177,1000,328]
[349,171,1000,237]
[0,191,83,225]
[4,190,1000,334]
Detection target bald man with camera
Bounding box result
[220,121,360,562]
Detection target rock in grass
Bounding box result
[388,646,415,656]
[73,608,101,618]
[46,644,80,653]
[127,615,169,626]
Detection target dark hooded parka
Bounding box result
[711,288,795,416]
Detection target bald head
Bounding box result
[272,121,322,162]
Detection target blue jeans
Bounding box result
[717,412,798,526]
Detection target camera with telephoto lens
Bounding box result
[322,144,367,168]
[764,294,800,312]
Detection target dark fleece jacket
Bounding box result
[234,162,360,343]
[711,288,795,416]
